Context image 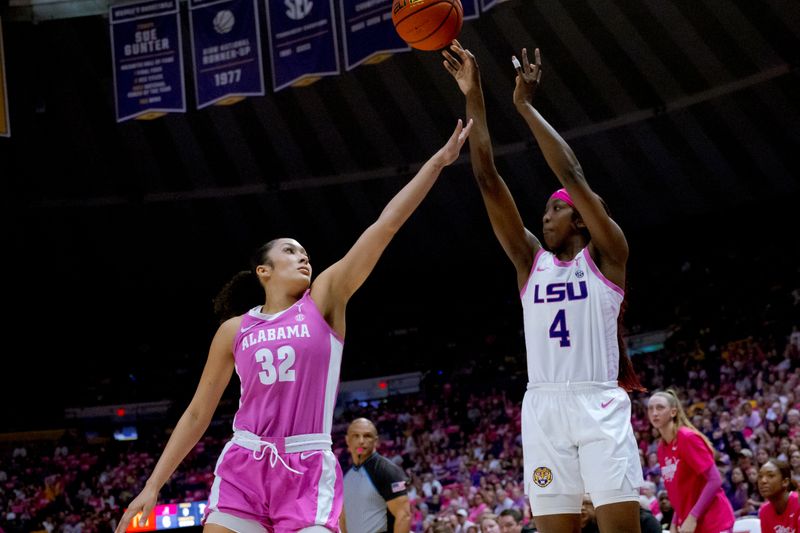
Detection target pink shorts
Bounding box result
[203,432,342,533]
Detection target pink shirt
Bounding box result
[658,427,735,532]
[759,491,800,533]
[231,290,344,437]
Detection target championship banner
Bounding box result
[266,0,339,90]
[110,0,186,122]
[479,0,511,12]
[189,0,265,108]
[0,17,9,138]
[340,0,409,71]
[462,0,479,20]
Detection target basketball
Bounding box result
[392,0,463,51]
[213,9,235,34]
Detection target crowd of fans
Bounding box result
[1,245,798,533]
[2,320,798,533]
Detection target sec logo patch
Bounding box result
[533,466,553,488]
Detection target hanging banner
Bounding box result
[266,0,339,90]
[110,0,186,122]
[0,17,9,137]
[480,0,511,12]
[189,0,265,108]
[340,0,409,71]
[462,0,479,20]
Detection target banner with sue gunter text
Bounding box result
[110,0,187,122]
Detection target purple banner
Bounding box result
[189,0,265,108]
[266,0,340,90]
[110,0,186,122]
[480,0,511,12]
[340,0,409,71]
[462,0,479,20]
[0,17,9,137]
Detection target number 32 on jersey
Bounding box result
[254,346,296,384]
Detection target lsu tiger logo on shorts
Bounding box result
[533,466,553,488]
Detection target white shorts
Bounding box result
[522,381,643,514]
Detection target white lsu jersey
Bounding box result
[521,247,624,384]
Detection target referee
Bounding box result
[340,418,411,533]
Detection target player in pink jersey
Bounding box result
[648,390,735,533]
[443,40,644,532]
[114,118,473,533]
[758,459,799,533]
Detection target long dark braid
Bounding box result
[617,294,646,392]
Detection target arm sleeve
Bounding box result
[689,464,722,519]
[370,457,409,501]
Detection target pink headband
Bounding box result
[549,188,575,208]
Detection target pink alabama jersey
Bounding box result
[231,290,343,437]
[521,247,624,384]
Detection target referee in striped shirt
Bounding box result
[341,418,411,533]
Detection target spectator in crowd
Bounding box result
[726,467,751,515]
[657,490,674,530]
[498,508,534,533]
[454,509,475,533]
[579,496,599,533]
[757,459,799,532]
[478,513,501,533]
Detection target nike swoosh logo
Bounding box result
[536,266,549,272]
[601,397,617,409]
[300,451,321,460]
[240,323,258,333]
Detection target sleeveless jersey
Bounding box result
[520,247,623,384]
[231,290,343,437]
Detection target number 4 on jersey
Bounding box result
[549,309,571,347]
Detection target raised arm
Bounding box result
[513,48,628,278]
[115,319,237,533]
[442,40,539,288]
[311,119,472,335]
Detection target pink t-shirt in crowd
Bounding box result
[759,491,800,533]
[658,427,735,533]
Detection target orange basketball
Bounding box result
[392,0,463,51]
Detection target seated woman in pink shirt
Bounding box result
[648,390,735,533]
[758,459,799,532]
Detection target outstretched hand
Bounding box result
[434,118,474,167]
[442,40,481,95]
[114,485,159,533]
[512,47,542,108]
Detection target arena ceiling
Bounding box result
[1,0,798,426]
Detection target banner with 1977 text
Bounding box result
[189,0,265,108]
